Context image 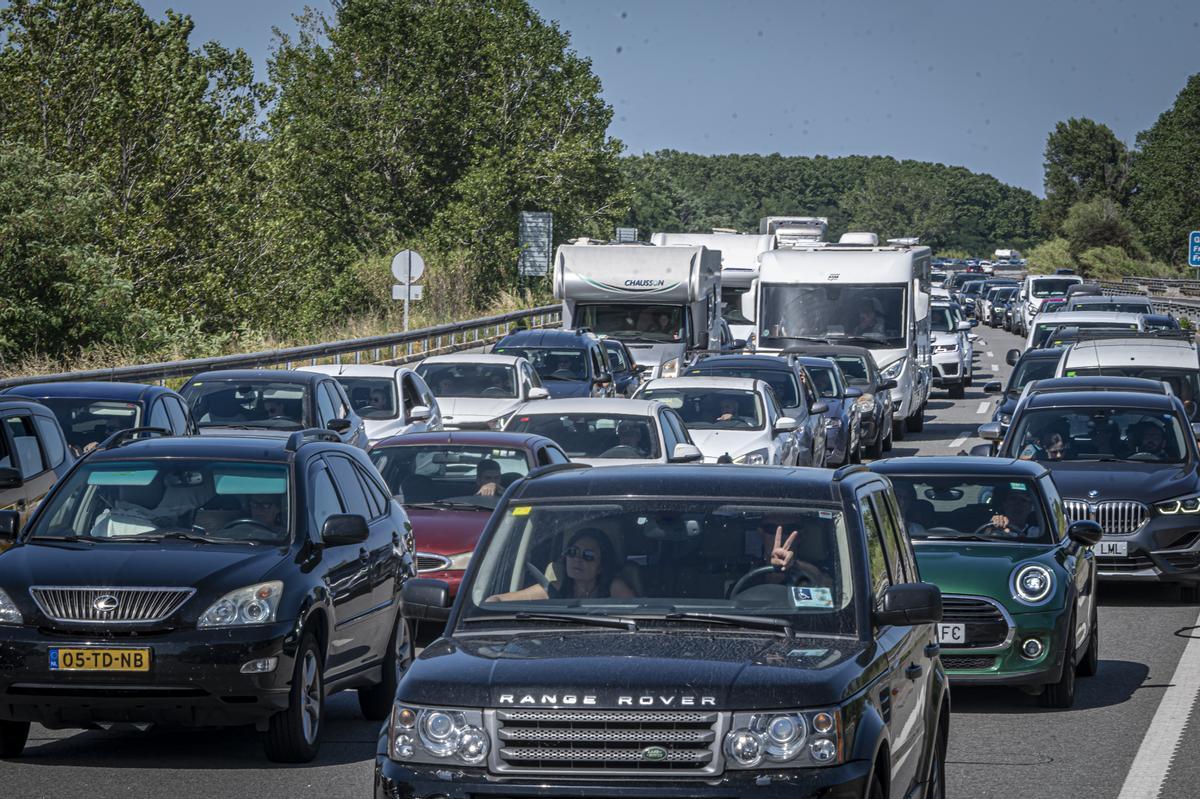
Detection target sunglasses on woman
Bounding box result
[563,546,597,562]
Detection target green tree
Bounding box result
[1041,118,1132,232]
[1130,73,1200,265]
[1061,198,1143,260]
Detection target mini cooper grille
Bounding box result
[940,595,1009,649]
[30,587,195,624]
[415,553,451,572]
[1064,499,1149,535]
[492,709,720,775]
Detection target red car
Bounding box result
[368,431,570,602]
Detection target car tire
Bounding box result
[264,630,325,763]
[1040,612,1077,709]
[908,405,925,433]
[893,415,907,441]
[0,719,30,758]
[926,714,948,799]
[850,430,862,464]
[1077,606,1099,677]
[949,383,965,399]
[359,615,414,721]
[866,770,886,799]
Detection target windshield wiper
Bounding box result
[918,534,992,543]
[662,611,795,638]
[406,500,491,511]
[129,531,262,545]
[462,611,638,631]
[29,534,126,544]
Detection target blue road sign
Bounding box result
[1191,230,1200,268]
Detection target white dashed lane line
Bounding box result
[948,434,969,449]
[990,363,1000,372]
[975,401,991,414]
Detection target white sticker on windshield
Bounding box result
[787,648,829,659]
[791,586,834,608]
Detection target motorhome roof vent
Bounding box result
[838,232,879,246]
[887,237,921,246]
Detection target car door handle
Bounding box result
[905,663,924,680]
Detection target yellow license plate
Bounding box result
[49,647,151,672]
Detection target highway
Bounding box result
[2,326,1197,798]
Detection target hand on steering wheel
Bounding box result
[975,515,1017,536]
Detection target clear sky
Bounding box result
[140,0,1200,194]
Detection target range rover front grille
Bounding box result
[940,595,1010,649]
[30,587,195,624]
[491,709,721,776]
[1064,499,1149,535]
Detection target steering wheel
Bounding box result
[1126,452,1162,462]
[974,521,1022,537]
[721,417,753,429]
[727,565,780,598]
[218,518,277,537]
[481,386,510,397]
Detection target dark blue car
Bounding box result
[600,337,645,397]
[492,328,615,399]
[796,356,863,466]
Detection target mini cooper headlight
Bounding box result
[0,587,22,625]
[1011,564,1054,605]
[389,705,489,765]
[724,709,842,768]
[1155,493,1200,515]
[198,581,283,628]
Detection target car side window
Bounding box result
[149,400,171,432]
[309,465,345,537]
[658,411,680,455]
[607,344,627,372]
[525,362,544,388]
[165,397,189,435]
[1039,475,1067,541]
[32,415,66,468]
[330,382,353,419]
[860,498,891,600]
[794,367,814,408]
[3,415,47,479]
[315,384,338,426]
[871,493,912,582]
[354,461,390,519]
[327,455,372,518]
[401,375,419,415]
[763,386,781,425]
[664,409,692,445]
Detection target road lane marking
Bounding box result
[976,401,990,414]
[1117,606,1200,799]
[986,351,994,357]
[948,434,969,449]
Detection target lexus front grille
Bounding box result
[30,587,195,624]
[1065,499,1149,535]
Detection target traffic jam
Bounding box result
[0,220,1197,798]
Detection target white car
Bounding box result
[930,302,972,398]
[1024,311,1145,351]
[633,376,799,465]
[503,398,702,467]
[299,364,442,444]
[414,354,549,430]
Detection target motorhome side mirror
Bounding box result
[321,514,370,546]
[879,379,898,391]
[843,387,863,399]
[977,422,1002,441]
[874,583,943,627]
[983,381,1003,394]
[401,578,451,622]
[809,401,829,415]
[774,417,799,434]
[409,405,431,423]
[1067,520,1104,547]
[0,467,22,489]
[0,509,19,544]
[669,443,704,463]
[527,386,550,400]
[1006,349,1021,366]
[326,418,353,434]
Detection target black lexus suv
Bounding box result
[0,428,415,761]
[380,463,948,798]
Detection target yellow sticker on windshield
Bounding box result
[511,506,531,516]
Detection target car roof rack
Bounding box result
[96,427,172,451]
[285,428,342,451]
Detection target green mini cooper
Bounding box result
[870,457,1103,708]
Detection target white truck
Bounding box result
[553,243,722,380]
[753,234,933,439]
[649,231,774,342]
[759,216,829,247]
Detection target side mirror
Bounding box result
[401,578,451,622]
[1006,349,1021,366]
[874,582,943,627]
[731,338,747,350]
[594,372,612,386]
[0,509,20,545]
[844,387,863,399]
[774,417,799,434]
[956,321,972,331]
[0,467,22,489]
[669,443,704,463]
[1191,422,1200,440]
[1067,519,1104,547]
[409,405,431,422]
[879,379,898,391]
[809,401,829,415]
[527,386,550,400]
[977,422,1002,441]
[968,443,993,457]
[983,381,1003,394]
[322,514,370,546]
[633,364,648,374]
[326,418,353,434]
[970,319,979,328]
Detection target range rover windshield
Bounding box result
[759,284,906,349]
[1010,408,1189,464]
[463,501,857,637]
[885,476,1053,544]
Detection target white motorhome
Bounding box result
[754,236,933,438]
[759,216,829,247]
[553,244,722,380]
[649,231,774,341]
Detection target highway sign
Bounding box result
[391,249,425,284]
[518,212,553,277]
[615,227,638,242]
[1190,231,1200,268]
[392,284,423,301]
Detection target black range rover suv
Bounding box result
[381,463,948,798]
[0,429,415,761]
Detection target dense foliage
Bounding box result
[1131,74,1200,265]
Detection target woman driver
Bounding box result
[487,528,635,602]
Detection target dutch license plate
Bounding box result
[49,647,151,672]
[936,623,966,646]
[1097,541,1128,558]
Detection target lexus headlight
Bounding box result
[660,357,681,378]
[1156,493,1200,515]
[0,587,22,625]
[855,393,876,412]
[198,581,283,628]
[881,359,904,379]
[724,709,842,768]
[389,705,490,766]
[447,551,472,570]
[1011,564,1054,606]
[733,449,769,465]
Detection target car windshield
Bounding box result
[1031,321,1138,348]
[759,284,907,348]
[721,286,753,325]
[930,307,956,332]
[506,413,661,459]
[1010,407,1189,464]
[576,304,684,343]
[886,476,1053,543]
[640,388,764,430]
[1032,279,1079,298]
[806,366,840,398]
[830,355,871,387]
[994,289,1017,302]
[462,500,857,637]
[370,445,530,509]
[28,459,291,544]
[32,398,141,454]
[335,376,398,420]
[962,282,983,296]
[687,367,801,408]
[931,272,947,285]
[415,363,517,399]
[1067,301,1152,314]
[1067,367,1200,420]
[183,379,307,430]
[1007,356,1060,396]
[494,347,589,382]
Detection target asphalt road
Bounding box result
[3,324,1197,798]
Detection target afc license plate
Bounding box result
[49,647,151,672]
[1097,541,1128,558]
[936,623,966,645]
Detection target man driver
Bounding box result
[475,459,503,497]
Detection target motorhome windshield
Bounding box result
[576,304,685,344]
[759,284,907,348]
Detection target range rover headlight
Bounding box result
[197,581,282,628]
[0,587,22,625]
[1011,564,1054,606]
[881,359,904,380]
[1155,493,1200,515]
[390,705,489,765]
[724,709,842,768]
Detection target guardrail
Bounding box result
[1098,281,1200,327]
[0,305,562,389]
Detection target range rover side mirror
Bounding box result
[527,386,550,400]
[809,401,829,415]
[1006,349,1021,366]
[874,582,943,627]
[977,422,1002,441]
[843,387,863,399]
[983,381,1003,394]
[0,509,19,544]
[401,578,451,622]
[1067,519,1104,547]
[669,443,704,463]
[326,418,353,434]
[408,405,431,423]
[0,467,22,489]
[879,379,898,391]
[322,514,370,546]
